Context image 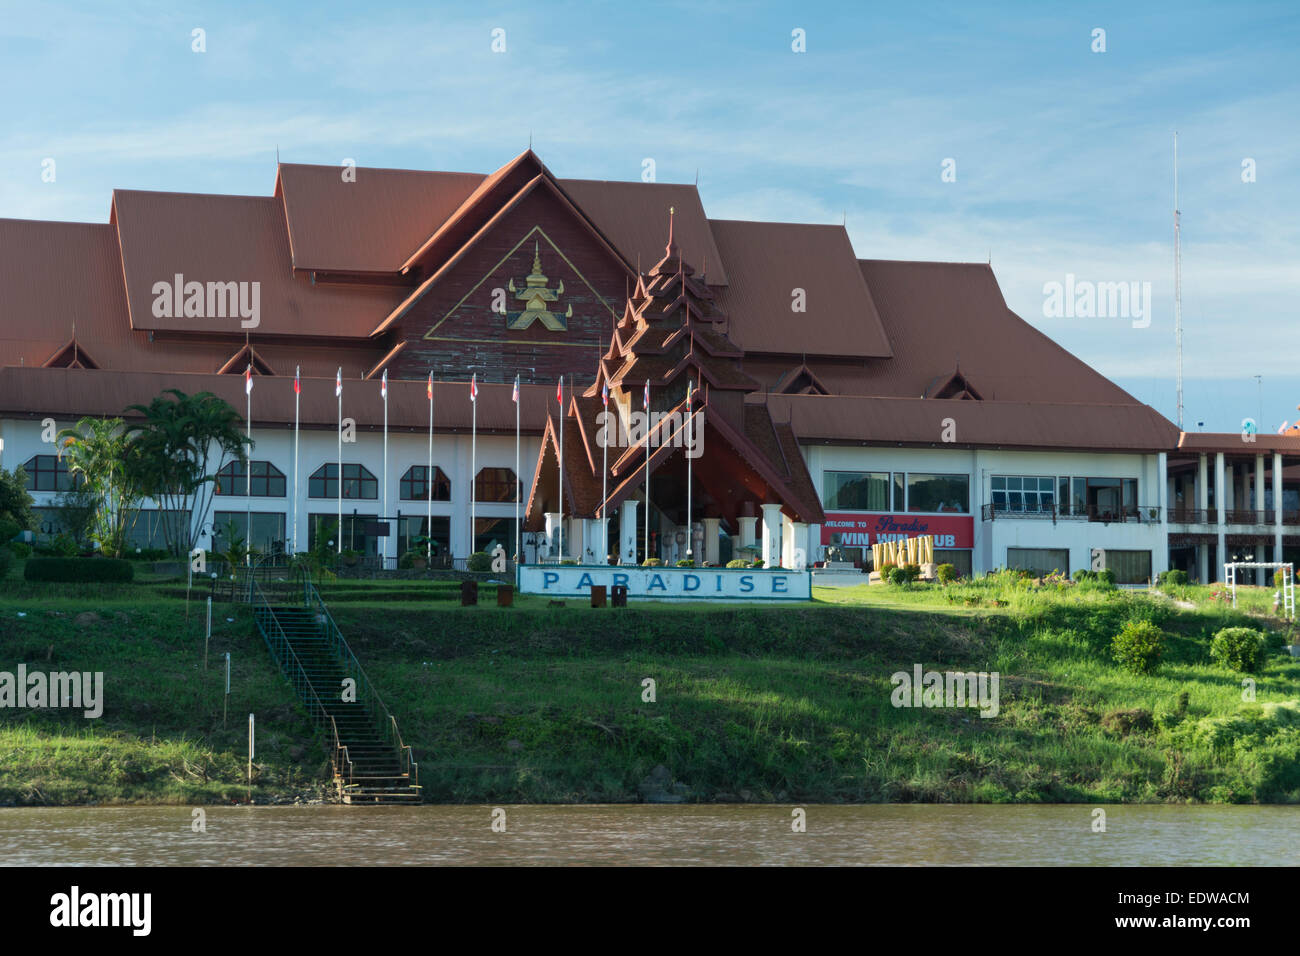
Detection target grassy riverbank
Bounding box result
[2,563,1298,804]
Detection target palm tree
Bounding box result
[124,389,250,557]
[56,417,140,557]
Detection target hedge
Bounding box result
[23,557,135,583]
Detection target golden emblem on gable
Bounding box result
[506,242,572,331]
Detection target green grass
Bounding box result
[2,557,1299,804]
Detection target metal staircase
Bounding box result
[247,566,420,804]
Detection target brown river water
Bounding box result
[2,804,1297,865]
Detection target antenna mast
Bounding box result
[1174,131,1184,430]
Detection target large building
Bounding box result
[2,149,1298,581]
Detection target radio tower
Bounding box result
[1174,132,1184,430]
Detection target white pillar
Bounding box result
[704,517,721,566]
[782,517,808,570]
[738,516,757,552]
[760,503,783,568]
[1198,453,1209,513]
[1215,452,1226,582]
[619,499,638,564]
[1274,452,1284,571]
[1156,452,1169,577]
[544,511,561,560]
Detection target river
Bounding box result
[2,804,1296,865]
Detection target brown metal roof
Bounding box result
[767,393,1180,452]
[709,220,892,358]
[854,259,1141,404]
[0,367,552,433]
[1175,432,1300,456]
[276,163,484,274]
[111,190,406,338]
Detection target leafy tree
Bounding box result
[56,418,141,557]
[123,389,250,556]
[0,465,35,532]
[52,487,97,549]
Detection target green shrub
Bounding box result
[8,541,31,559]
[0,517,19,544]
[0,546,12,580]
[126,547,170,561]
[1111,619,1164,674]
[642,558,662,567]
[725,559,747,569]
[466,551,493,573]
[23,556,134,583]
[936,563,958,585]
[1209,627,1268,673]
[1158,569,1188,587]
[877,562,897,579]
[1274,568,1292,590]
[887,566,908,585]
[749,559,764,568]
[1096,568,1116,586]
[676,559,695,567]
[1072,568,1095,582]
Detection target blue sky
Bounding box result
[2,0,1296,431]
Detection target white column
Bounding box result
[703,517,721,566]
[544,511,561,560]
[619,499,638,564]
[1198,453,1209,512]
[738,516,757,551]
[760,503,783,568]
[1274,452,1284,570]
[782,518,809,570]
[1215,452,1226,582]
[1156,452,1169,577]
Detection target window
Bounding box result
[991,476,1055,513]
[906,474,969,513]
[474,516,512,555]
[309,463,377,499]
[396,515,451,557]
[1007,547,1069,578]
[308,513,379,555]
[124,509,191,551]
[21,454,82,492]
[934,549,972,578]
[213,511,287,555]
[823,471,893,511]
[474,467,517,503]
[1104,549,1152,585]
[400,465,451,501]
[215,460,286,497]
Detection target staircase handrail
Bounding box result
[248,575,355,787]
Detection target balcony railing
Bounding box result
[981,503,1162,524]
[1169,508,1300,527]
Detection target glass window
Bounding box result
[473,516,512,555]
[991,476,1055,513]
[215,460,287,497]
[823,471,892,511]
[309,463,377,499]
[21,454,82,492]
[1007,547,1070,577]
[400,465,451,501]
[212,511,287,556]
[934,549,972,577]
[474,468,518,503]
[1071,478,1086,515]
[124,509,191,551]
[906,473,969,513]
[308,513,379,555]
[1104,549,1152,585]
[1058,477,1070,514]
[397,515,451,557]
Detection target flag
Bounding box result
[1280,421,1291,435]
[601,378,608,407]
[556,377,562,404]
[644,379,650,409]
[335,368,342,398]
[381,368,388,400]
[293,366,300,395]
[686,379,693,403]
[470,373,478,403]
[427,371,433,401]
[244,364,253,395]
[512,374,520,404]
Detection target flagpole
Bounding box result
[382,371,388,569]
[336,370,342,555]
[558,376,564,561]
[514,374,520,564]
[644,380,650,564]
[601,387,608,564]
[245,370,251,564]
[427,373,433,563]
[471,376,477,559]
[686,382,692,562]
[292,366,300,555]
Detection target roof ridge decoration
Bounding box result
[216,343,275,376]
[927,362,983,401]
[42,337,100,370]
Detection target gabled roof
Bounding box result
[42,338,100,370]
[216,343,275,376]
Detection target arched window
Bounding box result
[309,463,377,499]
[400,465,451,501]
[22,454,82,492]
[474,467,517,503]
[215,460,287,497]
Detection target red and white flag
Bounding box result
[427,371,433,401]
[601,378,608,407]
[556,377,563,405]
[643,379,650,409]
[335,368,343,398]
[470,372,478,403]
[293,365,300,395]
[381,368,388,400]
[244,364,253,395]
[512,374,520,404]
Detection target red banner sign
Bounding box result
[821,512,973,548]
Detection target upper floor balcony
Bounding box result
[1167,507,1300,527]
[981,503,1162,524]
